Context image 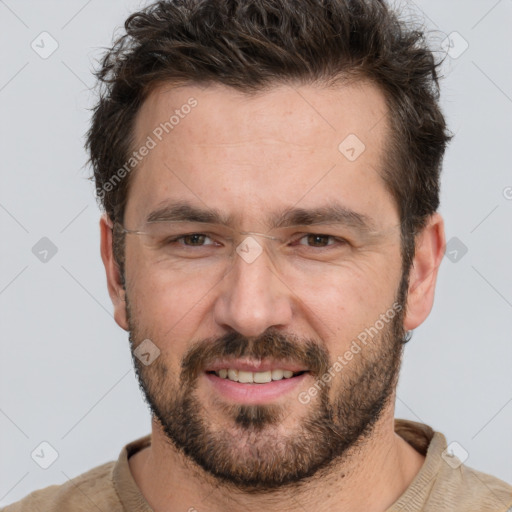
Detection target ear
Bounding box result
[99,214,129,331]
[403,213,445,331]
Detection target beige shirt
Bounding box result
[3,419,511,512]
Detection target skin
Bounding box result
[100,81,445,512]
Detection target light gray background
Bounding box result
[1,0,511,507]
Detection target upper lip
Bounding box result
[204,359,308,373]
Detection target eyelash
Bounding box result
[166,233,349,249]
[291,233,348,248]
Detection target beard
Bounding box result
[126,294,407,492]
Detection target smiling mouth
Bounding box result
[206,369,308,383]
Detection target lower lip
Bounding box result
[204,372,309,404]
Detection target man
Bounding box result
[4,0,511,511]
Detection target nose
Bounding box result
[213,237,293,337]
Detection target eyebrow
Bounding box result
[145,200,376,233]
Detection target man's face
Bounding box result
[121,82,406,489]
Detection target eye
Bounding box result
[295,234,347,248]
[170,233,216,246]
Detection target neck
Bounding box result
[129,404,425,512]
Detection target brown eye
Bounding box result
[293,234,349,249]
[305,234,331,247]
[181,234,209,246]
[297,234,335,247]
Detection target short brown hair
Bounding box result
[86,0,452,282]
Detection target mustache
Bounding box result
[180,329,330,383]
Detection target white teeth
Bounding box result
[271,369,284,381]
[215,369,300,382]
[253,371,272,383]
[238,370,253,383]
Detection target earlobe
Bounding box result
[99,214,129,331]
[403,213,445,331]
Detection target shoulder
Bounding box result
[1,461,123,512]
[393,419,512,512]
[436,462,512,512]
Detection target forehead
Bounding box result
[126,80,396,228]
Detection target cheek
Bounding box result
[296,254,401,352]
[125,243,194,316]
[302,258,398,310]
[125,260,212,362]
